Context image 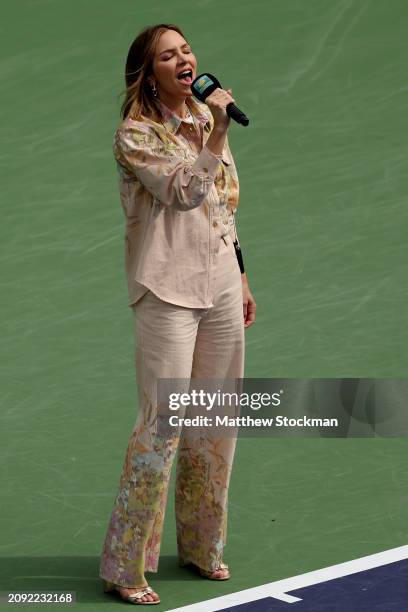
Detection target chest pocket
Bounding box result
[165,143,191,162]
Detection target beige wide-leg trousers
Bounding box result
[99,234,245,588]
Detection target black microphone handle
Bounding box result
[226,102,249,127]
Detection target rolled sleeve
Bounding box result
[114,124,222,211]
[190,144,223,179]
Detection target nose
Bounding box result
[176,51,193,66]
[177,57,189,67]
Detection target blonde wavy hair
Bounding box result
[119,23,189,122]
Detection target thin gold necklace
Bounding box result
[184,106,201,149]
[185,106,195,128]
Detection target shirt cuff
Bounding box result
[191,144,222,180]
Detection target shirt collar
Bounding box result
[155,97,212,134]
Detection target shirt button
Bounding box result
[213,220,218,227]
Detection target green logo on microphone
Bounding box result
[195,75,214,94]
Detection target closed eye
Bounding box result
[163,51,192,61]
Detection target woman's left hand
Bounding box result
[241,273,256,328]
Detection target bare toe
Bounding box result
[212,568,229,579]
[140,589,159,603]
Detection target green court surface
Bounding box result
[1,1,407,610]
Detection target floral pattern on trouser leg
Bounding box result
[99,427,180,587]
[175,433,238,572]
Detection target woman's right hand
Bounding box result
[205,87,235,131]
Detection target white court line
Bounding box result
[166,544,408,611]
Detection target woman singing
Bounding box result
[99,23,256,605]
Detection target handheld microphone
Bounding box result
[191,73,249,127]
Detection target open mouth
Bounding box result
[176,69,193,85]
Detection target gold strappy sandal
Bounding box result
[199,561,230,580]
[179,559,230,580]
[103,580,160,605]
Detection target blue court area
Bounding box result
[167,548,408,612]
[218,559,408,612]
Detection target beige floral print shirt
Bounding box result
[113,95,241,309]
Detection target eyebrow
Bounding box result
[158,43,190,56]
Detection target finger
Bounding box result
[243,301,255,327]
[214,88,234,102]
[247,302,256,324]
